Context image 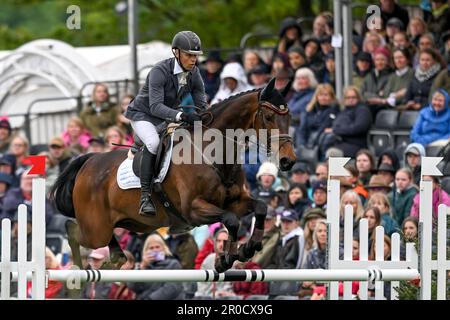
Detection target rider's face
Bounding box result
[177,50,198,71]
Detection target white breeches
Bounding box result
[130,120,160,155]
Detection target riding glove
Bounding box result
[180,112,202,124]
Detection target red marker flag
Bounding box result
[23,155,46,175]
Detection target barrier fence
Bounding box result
[0,157,448,300]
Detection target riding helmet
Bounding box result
[172,31,203,55]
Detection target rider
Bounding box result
[125,31,208,216]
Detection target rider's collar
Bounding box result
[173,59,185,75]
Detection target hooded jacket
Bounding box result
[410,89,450,146]
[404,142,426,186]
[211,62,253,105]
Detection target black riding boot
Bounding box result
[139,147,157,216]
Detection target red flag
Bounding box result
[23,156,46,175]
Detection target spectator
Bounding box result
[339,190,364,242]
[404,143,426,186]
[48,136,73,174]
[404,48,444,110]
[356,149,376,187]
[312,12,333,38]
[107,250,137,300]
[431,54,450,94]
[410,175,450,220]
[200,51,223,103]
[0,172,12,214]
[300,219,328,297]
[362,32,386,57]
[322,51,336,89]
[251,208,281,269]
[388,168,418,227]
[384,48,415,109]
[252,161,278,196]
[367,192,399,236]
[327,86,372,157]
[361,46,393,118]
[29,247,65,299]
[363,207,382,251]
[426,0,450,43]
[276,17,303,54]
[87,137,106,153]
[0,154,18,187]
[165,232,198,269]
[61,116,92,154]
[311,179,327,210]
[303,37,325,80]
[285,183,310,219]
[345,163,369,203]
[81,247,112,299]
[8,135,29,177]
[130,233,184,300]
[407,17,428,47]
[232,261,268,299]
[117,94,135,144]
[288,67,317,125]
[104,126,127,151]
[377,149,401,172]
[353,52,373,90]
[0,118,13,155]
[386,17,405,45]
[195,228,235,298]
[194,223,221,269]
[410,89,450,147]
[1,170,56,225]
[369,234,392,261]
[314,162,328,182]
[211,62,253,105]
[365,174,392,198]
[377,163,396,188]
[242,50,265,75]
[391,31,416,57]
[299,208,326,268]
[289,162,311,190]
[80,83,119,137]
[270,52,290,78]
[402,216,419,242]
[248,64,270,88]
[288,46,308,72]
[297,83,339,158]
[319,35,333,56]
[113,228,131,250]
[267,209,305,298]
[274,68,294,101]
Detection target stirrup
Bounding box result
[139,197,156,216]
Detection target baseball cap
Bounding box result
[0,172,13,185]
[312,179,327,193]
[89,246,110,260]
[88,137,106,146]
[386,17,404,30]
[48,137,65,148]
[0,119,12,132]
[405,147,420,156]
[291,162,310,174]
[280,209,299,221]
[0,154,15,166]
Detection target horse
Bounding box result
[50,78,296,273]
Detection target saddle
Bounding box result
[130,122,180,177]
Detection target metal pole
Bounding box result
[333,0,343,100]
[342,0,353,87]
[128,0,139,94]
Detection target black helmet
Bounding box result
[172,31,203,55]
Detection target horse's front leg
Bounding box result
[190,198,240,272]
[227,196,267,261]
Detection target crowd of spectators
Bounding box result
[0,0,450,300]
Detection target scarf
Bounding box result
[396,67,410,77]
[415,63,441,82]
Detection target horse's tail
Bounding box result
[49,153,96,218]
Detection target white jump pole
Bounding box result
[31,178,46,300]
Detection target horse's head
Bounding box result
[256,78,296,171]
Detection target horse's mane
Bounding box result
[207,88,261,116]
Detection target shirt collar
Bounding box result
[173,59,184,75]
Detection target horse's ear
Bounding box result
[280,80,293,98]
[260,77,276,101]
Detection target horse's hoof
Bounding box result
[214,254,236,273]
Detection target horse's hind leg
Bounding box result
[66,220,83,269]
[101,235,127,270]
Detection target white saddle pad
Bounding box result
[117,131,175,190]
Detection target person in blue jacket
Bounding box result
[410,88,450,146]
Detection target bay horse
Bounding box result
[50,78,296,272]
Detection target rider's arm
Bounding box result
[148,66,181,121]
[191,67,209,110]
